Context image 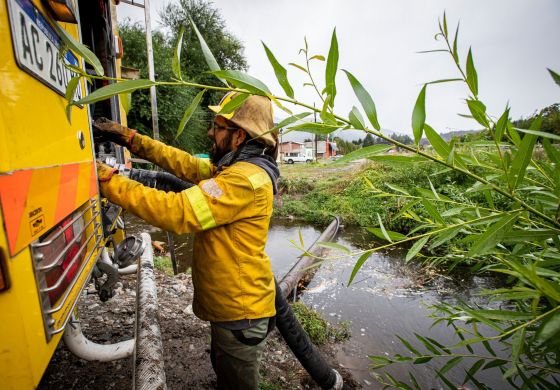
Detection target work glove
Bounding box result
[93,117,137,147]
[96,161,118,182]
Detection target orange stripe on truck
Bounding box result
[0,161,98,256]
[55,164,80,223]
[0,170,34,255]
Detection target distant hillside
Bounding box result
[419,129,483,145]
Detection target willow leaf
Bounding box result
[172,27,185,80]
[548,68,560,87]
[75,79,156,105]
[219,93,249,114]
[209,70,270,95]
[412,85,427,145]
[425,78,462,85]
[343,70,380,130]
[288,63,308,74]
[467,212,519,256]
[271,112,312,131]
[466,99,489,128]
[189,17,227,86]
[424,124,450,159]
[376,213,392,242]
[452,23,460,64]
[512,328,525,364]
[262,42,294,98]
[289,122,339,134]
[543,139,560,163]
[508,116,541,189]
[515,128,560,141]
[495,107,510,142]
[65,76,81,102]
[405,236,430,262]
[316,242,351,254]
[348,250,373,285]
[176,89,205,139]
[421,199,444,224]
[334,144,391,164]
[325,28,339,107]
[348,106,366,129]
[53,22,104,77]
[466,47,478,96]
[439,356,463,375]
[366,227,406,242]
[535,311,560,344]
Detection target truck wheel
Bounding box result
[288,159,294,164]
[306,159,312,164]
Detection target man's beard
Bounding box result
[209,132,234,164]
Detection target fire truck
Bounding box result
[0,1,159,388]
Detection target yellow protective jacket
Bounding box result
[99,134,276,322]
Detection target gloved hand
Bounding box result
[96,161,118,182]
[93,117,137,147]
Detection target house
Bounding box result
[303,140,338,159]
[278,141,305,160]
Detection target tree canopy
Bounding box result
[119,0,248,154]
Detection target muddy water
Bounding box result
[125,215,504,388]
[272,221,505,389]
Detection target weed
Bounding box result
[153,256,174,276]
[291,302,351,345]
[258,379,284,390]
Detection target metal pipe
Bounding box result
[133,233,166,390]
[63,313,134,361]
[144,0,159,142]
[278,217,341,298]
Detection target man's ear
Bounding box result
[232,129,247,149]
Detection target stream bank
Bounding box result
[39,269,358,389]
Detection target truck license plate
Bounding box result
[6,0,84,99]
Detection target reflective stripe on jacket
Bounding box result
[100,134,276,322]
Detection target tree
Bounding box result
[119,1,248,154]
[159,0,248,108]
[363,133,375,146]
[120,21,211,153]
[333,137,359,154]
[513,103,560,139]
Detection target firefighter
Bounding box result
[95,92,279,389]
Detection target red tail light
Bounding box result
[35,213,86,305]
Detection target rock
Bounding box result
[183,304,193,315]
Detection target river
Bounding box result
[125,215,505,388]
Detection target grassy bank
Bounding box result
[274,160,488,233]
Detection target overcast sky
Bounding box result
[118,0,559,135]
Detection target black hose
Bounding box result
[130,169,345,388]
[129,168,193,192]
[274,279,345,389]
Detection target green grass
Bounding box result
[291,302,350,345]
[258,380,284,390]
[153,256,174,276]
[275,160,481,233]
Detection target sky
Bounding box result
[117,0,560,136]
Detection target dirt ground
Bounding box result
[38,269,359,389]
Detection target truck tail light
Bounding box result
[31,199,102,341]
[35,212,87,305]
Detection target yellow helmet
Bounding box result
[209,92,276,147]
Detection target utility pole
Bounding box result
[313,102,317,162]
[122,0,177,274]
